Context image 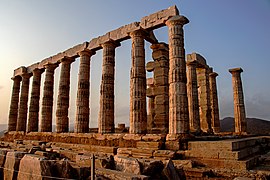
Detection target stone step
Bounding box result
[190,155,260,170]
[188,137,267,151]
[96,168,149,180]
[185,145,261,160]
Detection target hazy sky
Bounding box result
[0,0,269,127]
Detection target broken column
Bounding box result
[40,63,58,132]
[209,70,220,133]
[129,30,147,134]
[146,43,169,134]
[166,15,190,134]
[186,60,201,133]
[8,76,21,131]
[146,78,155,132]
[16,72,31,132]
[196,67,212,133]
[75,50,95,133]
[56,57,74,133]
[98,40,119,133]
[27,68,43,132]
[229,68,247,133]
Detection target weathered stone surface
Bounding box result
[8,76,21,131]
[96,168,149,180]
[166,15,190,134]
[129,30,147,134]
[229,68,247,133]
[114,155,141,175]
[17,154,51,180]
[4,151,26,180]
[172,159,193,169]
[137,141,162,150]
[140,5,179,30]
[153,150,175,159]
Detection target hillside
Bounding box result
[220,117,270,135]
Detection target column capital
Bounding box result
[186,59,197,66]
[11,76,22,82]
[166,15,189,27]
[32,68,44,76]
[44,63,58,71]
[229,67,243,74]
[101,39,121,49]
[60,56,75,64]
[209,72,218,78]
[21,73,32,79]
[78,49,95,57]
[150,43,168,51]
[129,29,148,38]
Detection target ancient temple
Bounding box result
[7,5,246,136]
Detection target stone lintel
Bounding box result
[88,22,141,51]
[187,52,207,67]
[186,59,197,66]
[229,67,243,74]
[27,63,40,74]
[140,5,179,30]
[101,39,121,48]
[64,42,88,58]
[39,57,52,69]
[13,66,27,77]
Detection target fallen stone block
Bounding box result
[4,151,26,180]
[17,154,51,180]
[96,168,149,180]
[114,155,141,175]
[162,159,181,180]
[153,150,175,160]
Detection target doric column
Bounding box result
[8,76,22,131]
[16,73,32,131]
[146,78,155,133]
[209,71,220,133]
[229,68,247,133]
[56,57,74,133]
[166,15,190,134]
[27,69,43,132]
[197,67,213,133]
[129,30,147,134]
[40,63,58,132]
[98,40,119,133]
[186,60,201,133]
[75,50,95,133]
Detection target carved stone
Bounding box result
[16,73,32,131]
[129,30,147,134]
[40,63,58,132]
[166,15,189,134]
[75,50,95,133]
[229,68,247,133]
[186,60,201,133]
[56,57,74,133]
[146,43,169,134]
[98,40,119,133]
[209,71,220,133]
[8,76,21,131]
[27,69,43,132]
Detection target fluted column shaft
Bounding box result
[98,41,118,133]
[197,67,212,133]
[166,15,190,134]
[75,50,95,133]
[17,73,31,131]
[129,30,147,134]
[8,76,21,131]
[41,63,58,132]
[209,72,220,133]
[229,68,246,133]
[56,57,74,133]
[187,60,201,133]
[27,69,43,132]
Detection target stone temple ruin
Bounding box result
[1,6,270,179]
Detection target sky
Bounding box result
[0,0,269,128]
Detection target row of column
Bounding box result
[8,14,246,135]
